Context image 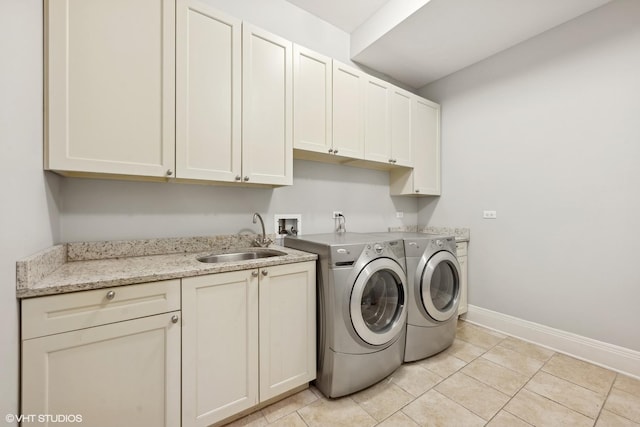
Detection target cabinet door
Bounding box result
[22,312,181,427]
[413,97,441,195]
[259,262,316,401]
[457,242,468,315]
[363,77,391,164]
[242,24,293,186]
[182,271,259,427]
[45,0,175,177]
[293,45,333,154]
[176,0,241,182]
[389,96,441,196]
[390,88,413,167]
[332,61,365,159]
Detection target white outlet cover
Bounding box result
[483,210,497,219]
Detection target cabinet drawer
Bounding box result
[22,280,180,340]
[455,242,468,257]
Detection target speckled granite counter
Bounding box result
[388,225,470,242]
[16,234,316,298]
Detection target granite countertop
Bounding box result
[16,234,317,299]
[388,225,470,242]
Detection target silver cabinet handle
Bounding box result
[415,189,420,193]
[171,315,179,324]
[243,176,250,181]
[166,169,173,176]
[235,175,241,181]
[334,149,338,154]
[328,149,333,153]
[251,271,259,277]
[106,290,115,300]
[262,270,268,276]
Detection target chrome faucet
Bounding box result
[252,213,272,247]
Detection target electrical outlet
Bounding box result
[332,211,343,219]
[483,210,497,219]
[396,211,404,219]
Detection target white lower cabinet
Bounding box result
[181,269,259,426]
[457,242,469,315]
[182,261,316,427]
[21,282,181,427]
[259,262,316,401]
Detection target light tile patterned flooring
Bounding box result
[226,320,640,427]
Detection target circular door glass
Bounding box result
[421,251,460,322]
[361,270,401,332]
[431,262,457,311]
[351,258,408,346]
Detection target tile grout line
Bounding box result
[591,372,617,426]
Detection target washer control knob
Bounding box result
[436,239,444,248]
[374,244,383,254]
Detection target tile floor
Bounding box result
[226,320,640,427]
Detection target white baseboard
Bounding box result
[463,305,640,380]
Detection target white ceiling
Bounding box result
[286,0,613,89]
[285,0,390,33]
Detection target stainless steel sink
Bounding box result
[197,248,287,264]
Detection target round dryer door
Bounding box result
[421,251,460,322]
[350,258,407,346]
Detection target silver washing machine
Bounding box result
[284,232,408,398]
[370,232,461,362]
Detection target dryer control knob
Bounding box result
[374,244,384,254]
[436,239,444,248]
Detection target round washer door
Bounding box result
[421,251,460,322]
[350,258,407,346]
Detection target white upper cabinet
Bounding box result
[390,88,414,167]
[413,97,441,195]
[45,0,176,178]
[44,1,439,194]
[390,97,441,196]
[362,77,414,168]
[176,0,241,182]
[363,76,391,164]
[293,45,333,154]
[46,1,292,186]
[332,61,366,159]
[242,24,293,186]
